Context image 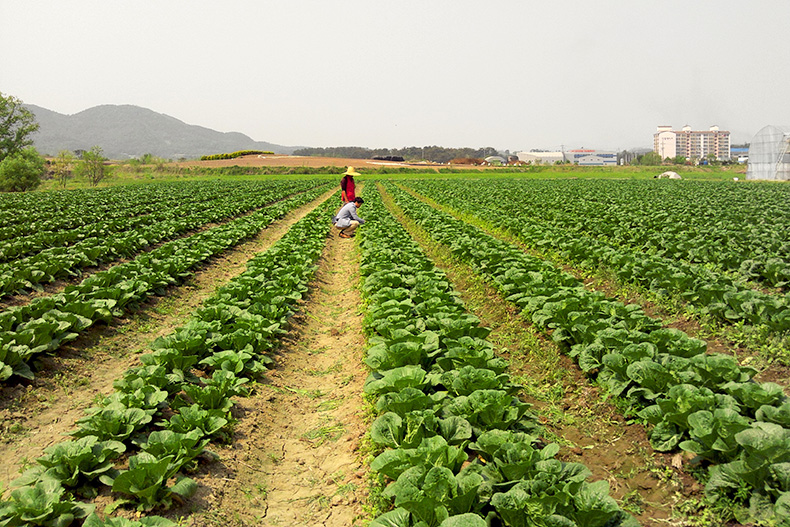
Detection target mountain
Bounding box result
[25,104,300,160]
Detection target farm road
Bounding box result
[185,205,368,526]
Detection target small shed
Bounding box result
[747,125,790,181]
[484,156,507,165]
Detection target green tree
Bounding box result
[53,150,75,188]
[634,151,663,166]
[75,146,110,186]
[0,147,45,192]
[0,92,40,163]
[672,155,687,165]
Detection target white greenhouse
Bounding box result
[746,125,790,181]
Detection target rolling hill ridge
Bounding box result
[25,104,298,160]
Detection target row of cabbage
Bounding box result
[0,180,322,296]
[453,179,790,287]
[406,179,790,333]
[386,183,790,525]
[361,186,637,527]
[0,193,336,526]
[0,184,330,383]
[0,181,229,261]
[0,182,234,241]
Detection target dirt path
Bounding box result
[178,214,369,526]
[0,189,337,484]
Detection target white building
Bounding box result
[516,151,565,165]
[653,125,731,161]
[655,126,677,159]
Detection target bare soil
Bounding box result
[173,154,499,172]
[176,154,426,170]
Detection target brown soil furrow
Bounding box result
[180,219,369,526]
[0,189,335,486]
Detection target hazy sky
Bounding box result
[2,0,788,152]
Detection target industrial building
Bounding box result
[516,149,617,166]
[564,149,617,166]
[653,125,731,161]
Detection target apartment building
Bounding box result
[653,125,731,161]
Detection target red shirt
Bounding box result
[340,175,356,201]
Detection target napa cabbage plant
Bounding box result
[757,402,790,427]
[706,422,790,522]
[370,436,468,481]
[364,365,428,396]
[108,452,197,511]
[160,403,229,438]
[71,405,153,442]
[437,366,517,397]
[83,512,176,526]
[381,465,485,526]
[133,430,210,472]
[0,478,93,527]
[198,345,267,377]
[113,365,186,397]
[638,384,740,451]
[375,387,446,415]
[371,411,472,449]
[440,389,537,436]
[12,435,125,496]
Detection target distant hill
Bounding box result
[25,104,300,160]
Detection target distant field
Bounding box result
[33,155,747,191]
[174,154,747,180]
[177,154,411,170]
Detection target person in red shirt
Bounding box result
[340,167,359,203]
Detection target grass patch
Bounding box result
[317,398,342,411]
[302,421,345,446]
[1,421,31,444]
[281,386,324,399]
[306,360,343,376]
[305,345,330,355]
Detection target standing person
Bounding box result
[340,167,359,203]
[332,197,365,238]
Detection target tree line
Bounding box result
[293,145,501,164]
[631,151,737,167]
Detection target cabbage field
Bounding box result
[1,177,789,527]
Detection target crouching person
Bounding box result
[332,197,365,238]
